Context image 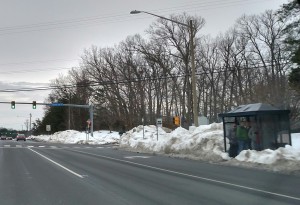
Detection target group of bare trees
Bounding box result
[40,9,296,132]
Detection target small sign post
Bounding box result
[142,118,145,139]
[156,118,162,141]
[46,125,51,135]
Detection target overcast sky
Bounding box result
[0,0,288,130]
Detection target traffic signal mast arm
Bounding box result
[0,101,89,108]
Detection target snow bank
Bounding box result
[236,146,300,164]
[32,130,120,145]
[120,124,300,174]
[31,125,300,175]
[120,123,230,162]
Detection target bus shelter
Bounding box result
[218,103,291,152]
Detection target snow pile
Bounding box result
[32,130,120,145]
[31,124,300,174]
[120,124,300,174]
[229,134,300,174]
[120,123,230,162]
[236,146,300,164]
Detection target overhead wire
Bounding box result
[0,0,275,75]
[0,66,73,75]
[0,58,78,67]
[0,64,287,93]
[0,0,273,36]
[153,0,271,14]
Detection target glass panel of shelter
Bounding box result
[224,115,290,151]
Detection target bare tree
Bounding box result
[146,13,205,126]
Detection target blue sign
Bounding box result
[51,103,64,106]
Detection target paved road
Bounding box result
[0,140,299,205]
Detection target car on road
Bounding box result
[1,136,7,140]
[16,134,26,141]
[6,137,13,140]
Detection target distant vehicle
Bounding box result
[6,137,13,140]
[16,134,26,141]
[1,136,7,140]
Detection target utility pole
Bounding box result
[25,119,29,131]
[130,10,199,127]
[29,113,32,131]
[68,93,71,130]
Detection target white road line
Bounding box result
[27,146,34,148]
[16,145,22,148]
[28,148,84,178]
[4,145,10,147]
[72,150,300,201]
[124,156,151,159]
[38,146,45,148]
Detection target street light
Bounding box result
[17,114,32,133]
[130,10,199,126]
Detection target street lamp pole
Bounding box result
[130,10,199,126]
[29,113,32,131]
[189,20,198,127]
[68,92,71,130]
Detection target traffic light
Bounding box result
[11,101,15,109]
[32,101,37,109]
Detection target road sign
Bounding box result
[173,116,180,126]
[156,118,162,128]
[46,125,51,132]
[51,103,64,106]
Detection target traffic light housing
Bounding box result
[11,101,15,109]
[32,101,37,109]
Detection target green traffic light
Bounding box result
[33,101,37,109]
[11,101,15,109]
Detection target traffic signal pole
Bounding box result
[51,103,94,138]
[1,101,94,138]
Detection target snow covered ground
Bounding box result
[32,123,300,175]
[32,130,120,145]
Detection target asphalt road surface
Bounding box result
[0,140,300,205]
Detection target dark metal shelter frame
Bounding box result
[218,103,291,152]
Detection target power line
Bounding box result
[0,58,79,67]
[0,66,73,75]
[0,0,275,75]
[0,64,287,93]
[154,0,271,14]
[0,58,288,75]
[0,0,273,36]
